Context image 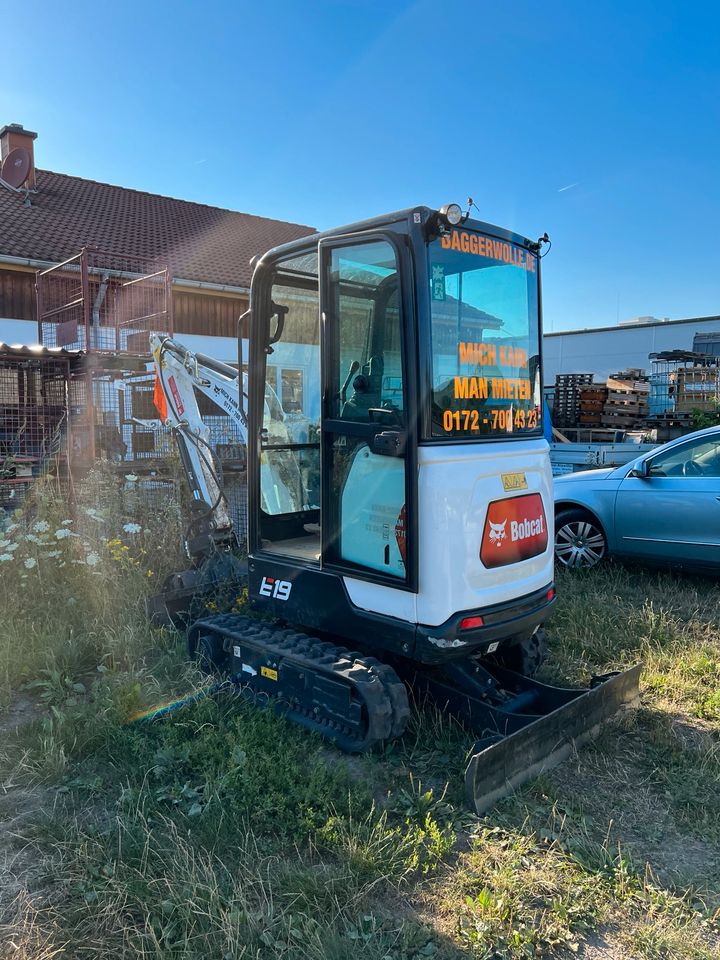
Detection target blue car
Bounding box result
[553,425,720,570]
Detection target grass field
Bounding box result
[1,480,719,959]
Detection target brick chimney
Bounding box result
[0,123,38,189]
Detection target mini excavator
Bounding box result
[149,203,640,813]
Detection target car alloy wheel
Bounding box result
[555,515,607,568]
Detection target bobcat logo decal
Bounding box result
[481,495,548,569]
[489,519,507,546]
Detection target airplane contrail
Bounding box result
[558,182,579,193]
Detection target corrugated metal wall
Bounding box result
[543,317,720,383]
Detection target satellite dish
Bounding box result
[1,147,31,188]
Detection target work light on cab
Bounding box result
[439,202,463,226]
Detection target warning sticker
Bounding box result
[501,472,528,492]
[431,263,446,301]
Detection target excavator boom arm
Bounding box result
[150,334,247,555]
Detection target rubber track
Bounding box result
[188,614,410,753]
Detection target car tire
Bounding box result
[555,508,607,569]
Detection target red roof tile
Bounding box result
[0,170,316,288]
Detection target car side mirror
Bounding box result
[628,459,650,479]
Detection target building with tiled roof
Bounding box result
[0,123,316,347]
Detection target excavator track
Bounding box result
[188,615,410,752]
[171,615,640,814]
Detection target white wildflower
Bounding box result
[0,553,12,562]
[24,558,37,569]
[84,508,104,521]
[24,534,40,544]
[42,550,62,559]
[5,543,18,552]
[55,528,72,540]
[86,552,101,567]
[0,540,10,549]
[6,523,19,533]
[123,522,142,534]
[62,519,73,526]
[125,474,139,483]
[32,520,50,533]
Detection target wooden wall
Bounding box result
[0,268,35,321]
[0,267,247,341]
[173,289,248,338]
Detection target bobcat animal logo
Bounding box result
[489,519,507,546]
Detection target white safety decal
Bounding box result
[259,576,292,601]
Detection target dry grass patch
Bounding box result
[1,487,720,958]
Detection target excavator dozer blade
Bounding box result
[465,662,642,815]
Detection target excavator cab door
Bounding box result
[318,233,417,590]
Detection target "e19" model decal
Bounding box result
[259,576,292,601]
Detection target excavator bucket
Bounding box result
[464,663,642,814]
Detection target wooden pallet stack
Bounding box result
[601,369,649,428]
[578,385,608,426]
[553,373,594,427]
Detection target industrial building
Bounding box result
[544,314,720,384]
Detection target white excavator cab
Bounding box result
[247,206,555,666]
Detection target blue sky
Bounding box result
[2,0,718,331]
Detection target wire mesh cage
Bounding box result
[88,369,172,463]
[17,248,251,541]
[649,351,720,418]
[76,362,249,542]
[0,348,73,516]
[37,248,173,354]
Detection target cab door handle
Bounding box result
[373,431,406,457]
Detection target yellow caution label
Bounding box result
[502,472,528,491]
[261,666,278,681]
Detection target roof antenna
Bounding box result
[465,196,481,218]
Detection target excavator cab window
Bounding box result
[256,253,322,561]
[426,230,542,440]
[334,268,404,425]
